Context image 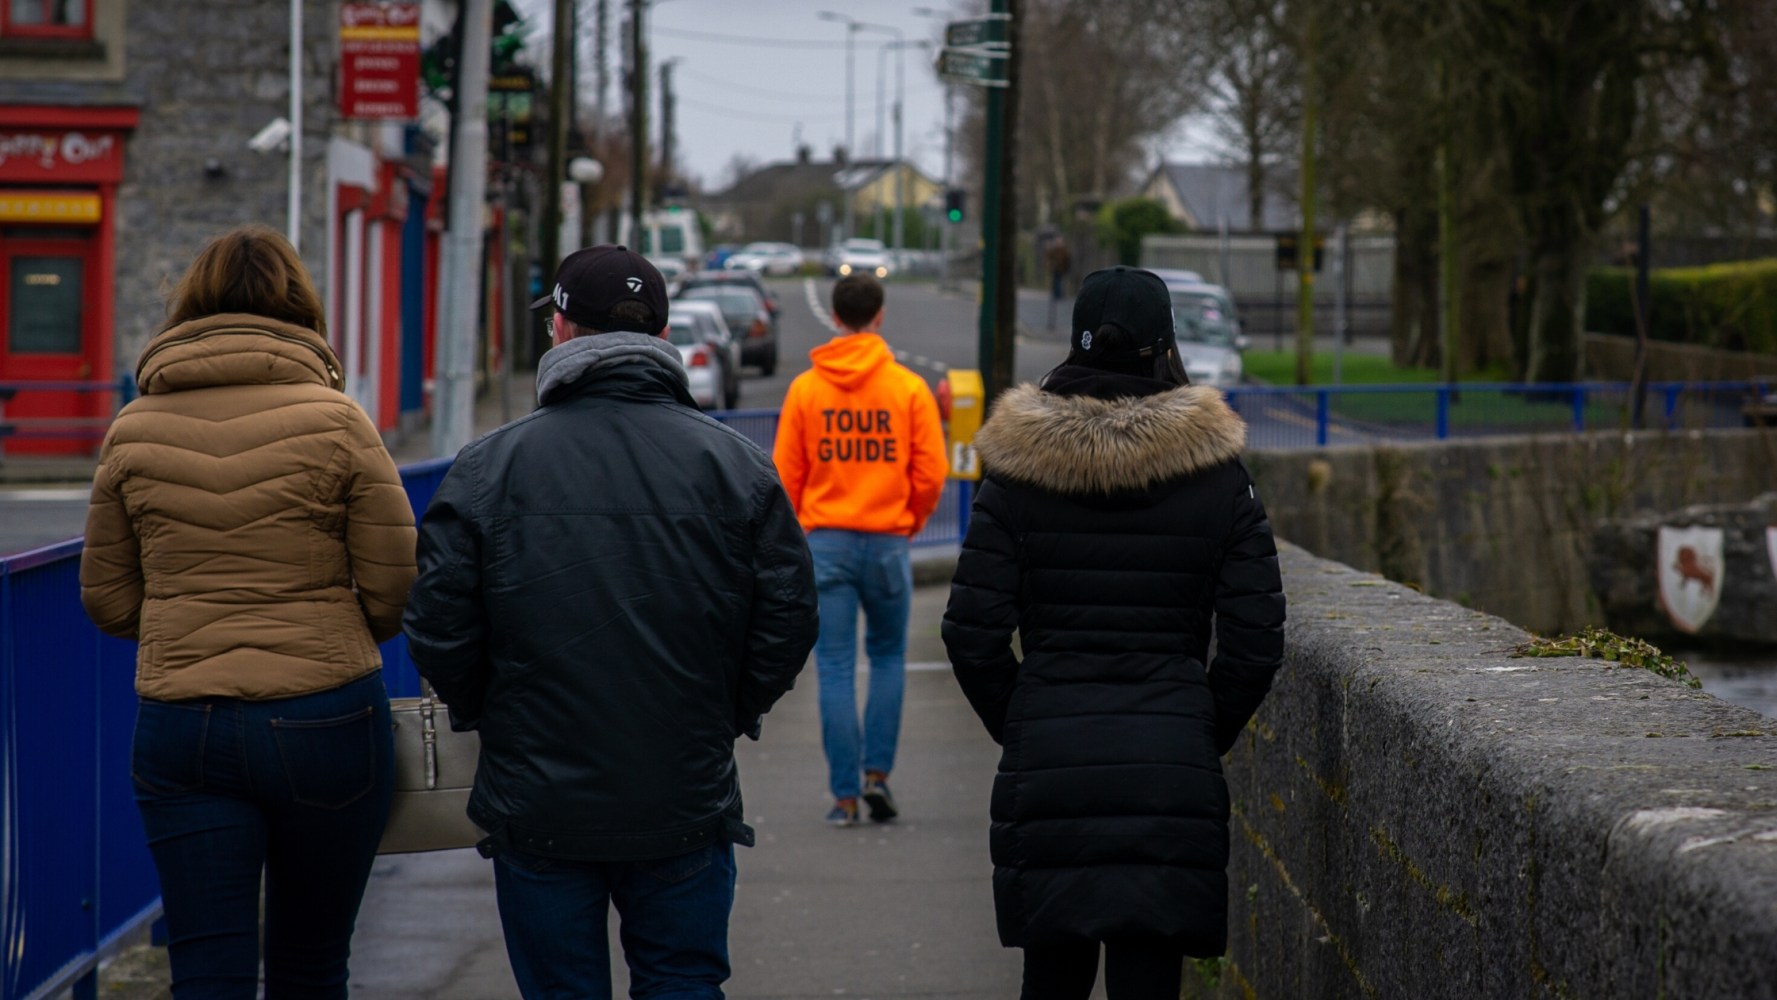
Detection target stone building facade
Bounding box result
[0,0,448,454]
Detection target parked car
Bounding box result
[653,257,687,298]
[1146,268,1204,286]
[824,237,890,278]
[1165,279,1248,388]
[669,299,741,407]
[704,244,740,270]
[667,318,725,410]
[680,269,780,319]
[726,241,806,277]
[678,283,777,376]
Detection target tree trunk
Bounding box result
[1390,207,1433,367]
[1458,253,1513,375]
[1525,239,1587,383]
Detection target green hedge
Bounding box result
[1585,259,1777,355]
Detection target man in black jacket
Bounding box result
[404,245,818,999]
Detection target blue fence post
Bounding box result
[1316,390,1329,447]
[1664,386,1681,429]
[1571,386,1586,432]
[1436,386,1450,440]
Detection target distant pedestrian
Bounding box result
[1044,236,1072,330]
[943,266,1286,1000]
[404,245,818,999]
[80,224,416,996]
[772,273,949,826]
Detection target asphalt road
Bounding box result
[737,278,1072,410]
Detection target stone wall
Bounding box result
[1585,333,1777,383]
[1245,429,1777,636]
[113,0,337,370]
[1185,545,1777,999]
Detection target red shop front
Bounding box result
[0,105,137,456]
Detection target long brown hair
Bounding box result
[162,224,327,337]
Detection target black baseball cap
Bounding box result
[528,245,667,333]
[1070,266,1177,359]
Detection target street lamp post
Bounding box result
[818,12,898,243]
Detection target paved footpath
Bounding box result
[100,580,1087,999]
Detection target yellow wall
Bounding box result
[853,164,941,215]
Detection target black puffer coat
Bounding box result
[405,335,818,861]
[942,367,1285,953]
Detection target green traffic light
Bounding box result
[947,209,962,223]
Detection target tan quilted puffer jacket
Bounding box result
[80,313,417,701]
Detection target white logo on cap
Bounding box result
[626,277,643,293]
[1080,329,1093,350]
[552,284,569,310]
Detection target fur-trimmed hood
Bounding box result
[972,382,1246,494]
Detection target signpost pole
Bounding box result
[975,0,1017,405]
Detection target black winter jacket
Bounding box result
[404,335,818,861]
[942,367,1285,953]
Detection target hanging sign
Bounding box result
[1656,525,1724,634]
[339,2,421,121]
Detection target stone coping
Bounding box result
[1204,544,1777,999]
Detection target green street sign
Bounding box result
[944,16,1009,49]
[937,46,1009,88]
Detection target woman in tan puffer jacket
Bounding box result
[80,224,416,998]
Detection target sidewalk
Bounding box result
[95,579,1032,999]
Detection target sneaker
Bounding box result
[826,798,860,827]
[862,773,898,822]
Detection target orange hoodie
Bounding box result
[773,332,949,536]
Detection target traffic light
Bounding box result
[945,188,966,224]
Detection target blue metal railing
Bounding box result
[1224,379,1774,450]
[1,445,971,998]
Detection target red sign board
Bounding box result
[339,2,421,121]
[0,130,126,183]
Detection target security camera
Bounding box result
[247,117,292,154]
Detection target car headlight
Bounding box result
[1220,356,1242,381]
[839,264,852,276]
[875,266,888,278]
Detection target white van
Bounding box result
[617,210,705,274]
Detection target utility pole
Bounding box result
[542,0,573,279]
[433,0,493,459]
[583,0,607,248]
[628,0,647,249]
[659,59,677,201]
[978,0,1020,404]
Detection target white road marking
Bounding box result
[803,278,840,334]
[803,277,953,379]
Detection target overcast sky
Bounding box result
[511,0,1218,191]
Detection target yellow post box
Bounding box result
[944,369,985,480]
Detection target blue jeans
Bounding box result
[493,841,737,999]
[808,529,912,800]
[131,672,393,999]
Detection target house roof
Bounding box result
[1150,162,1299,232]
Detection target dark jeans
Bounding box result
[132,672,393,999]
[1020,937,1187,1000]
[493,841,737,1000]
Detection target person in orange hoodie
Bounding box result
[774,273,949,826]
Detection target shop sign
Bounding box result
[339,1,421,121]
[0,130,124,182]
[0,191,101,224]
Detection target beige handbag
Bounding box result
[378,681,485,854]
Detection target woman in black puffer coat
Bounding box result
[943,266,1286,1000]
